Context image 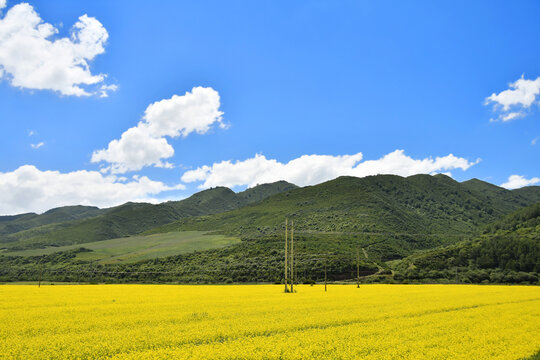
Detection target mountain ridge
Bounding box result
[0,181,297,250]
[146,174,538,239]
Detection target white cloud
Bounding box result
[500,175,540,190]
[30,141,44,149]
[99,83,118,97]
[92,87,224,173]
[485,75,540,122]
[0,165,185,215]
[0,3,115,96]
[499,111,525,122]
[0,1,6,10]
[28,130,35,136]
[532,136,539,146]
[181,150,479,189]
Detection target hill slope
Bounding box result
[0,206,104,236]
[1,175,538,284]
[5,231,240,264]
[393,203,540,283]
[148,174,538,239]
[0,181,297,250]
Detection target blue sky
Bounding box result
[0,0,539,214]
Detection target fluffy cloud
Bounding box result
[92,87,224,173]
[99,84,118,98]
[30,142,44,149]
[0,165,185,215]
[0,0,6,10]
[181,150,479,189]
[485,75,540,122]
[500,175,540,190]
[0,3,115,96]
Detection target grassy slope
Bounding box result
[1,202,185,249]
[1,181,297,250]
[4,231,240,264]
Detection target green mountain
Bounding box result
[148,174,537,240]
[0,174,538,285]
[512,186,540,204]
[134,174,539,270]
[393,203,540,284]
[238,180,298,203]
[461,178,532,211]
[0,181,297,251]
[0,206,104,236]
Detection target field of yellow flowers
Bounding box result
[0,284,539,359]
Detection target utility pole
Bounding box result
[90,261,94,284]
[284,218,289,293]
[324,262,327,292]
[290,220,294,293]
[38,261,42,288]
[295,263,298,290]
[356,248,360,288]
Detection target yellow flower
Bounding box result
[0,284,538,359]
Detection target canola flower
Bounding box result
[0,284,539,359]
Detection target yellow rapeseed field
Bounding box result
[0,284,539,359]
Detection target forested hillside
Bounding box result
[1,175,538,284]
[393,203,540,284]
[147,174,537,243]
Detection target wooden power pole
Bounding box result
[290,220,294,293]
[324,262,327,292]
[38,261,42,288]
[284,218,289,293]
[356,248,360,288]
